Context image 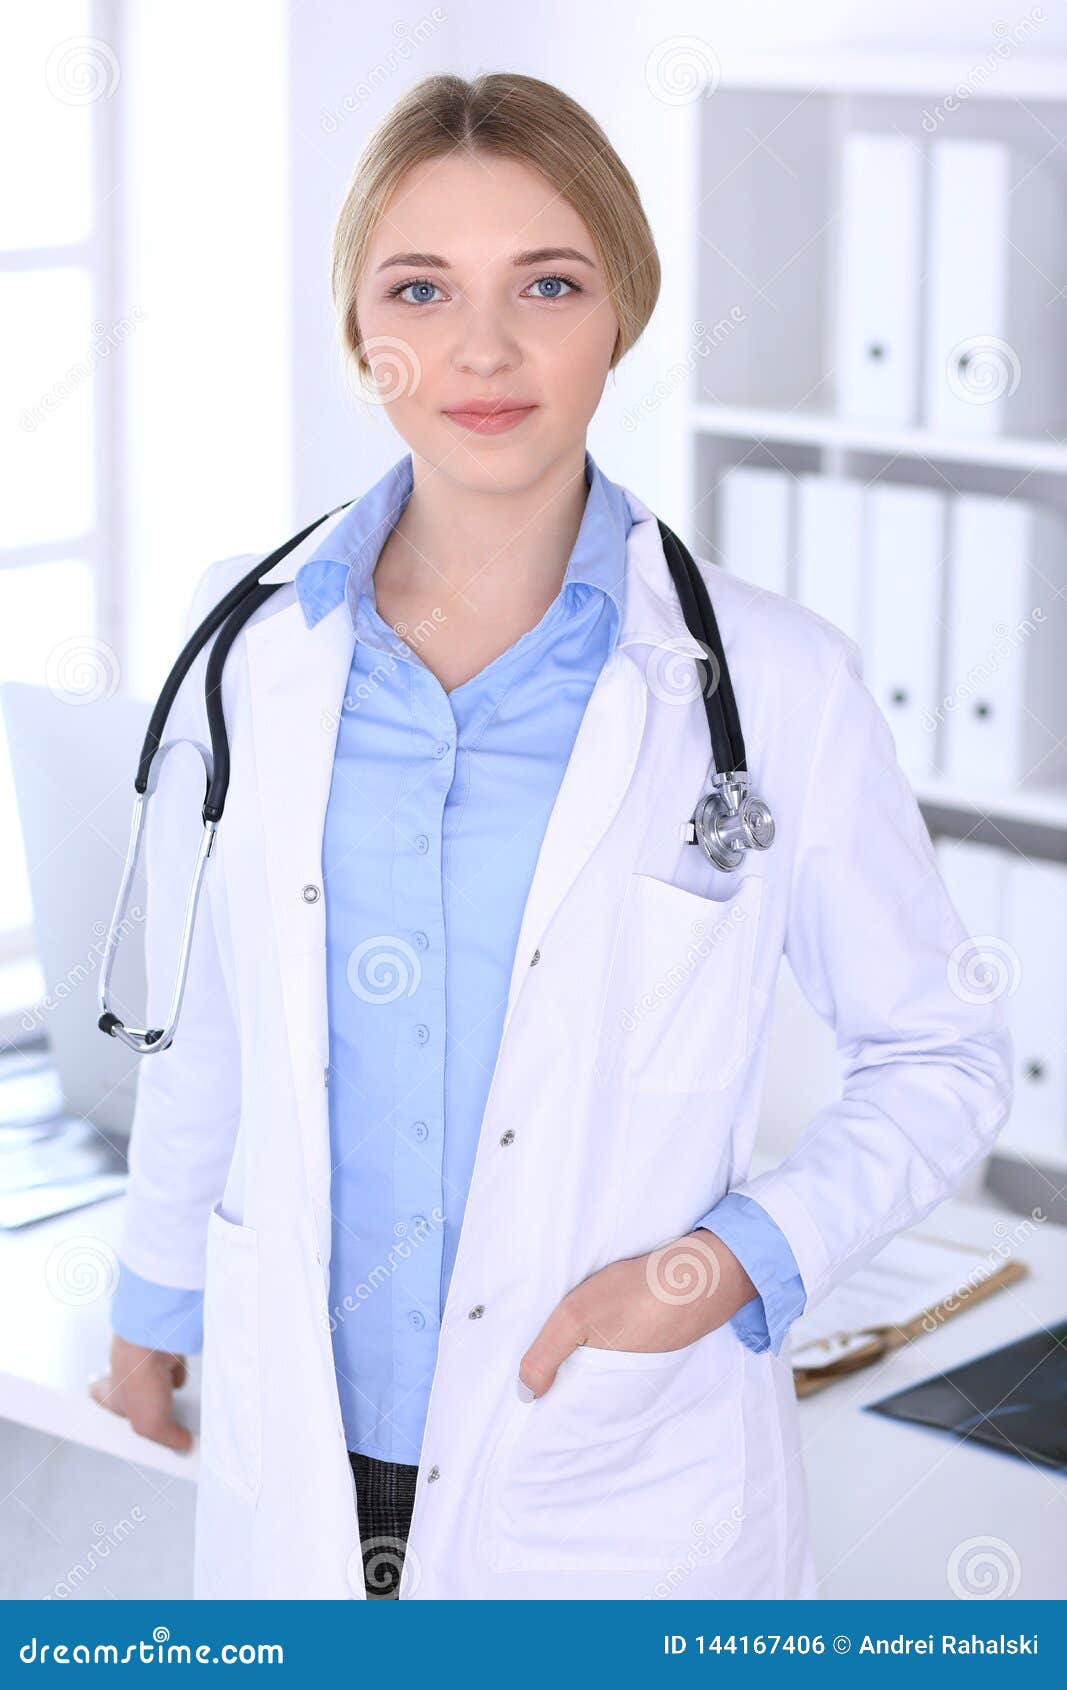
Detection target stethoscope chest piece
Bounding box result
[657,516,775,874]
[682,771,776,872]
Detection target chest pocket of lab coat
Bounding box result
[594,872,764,1093]
[199,1201,261,1506]
[477,1323,746,1573]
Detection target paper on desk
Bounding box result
[789,1231,1003,1360]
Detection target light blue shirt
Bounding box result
[111,451,806,1458]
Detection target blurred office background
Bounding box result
[0,0,1065,1600]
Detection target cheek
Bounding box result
[539,315,614,410]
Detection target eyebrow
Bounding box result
[376,246,596,273]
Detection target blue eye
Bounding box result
[527,274,580,300]
[390,279,442,305]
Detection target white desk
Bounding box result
[0,1192,201,1481]
[1,1190,1063,1596]
[799,1195,1067,1600]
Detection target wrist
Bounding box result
[689,1227,758,1325]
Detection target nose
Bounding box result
[451,297,521,377]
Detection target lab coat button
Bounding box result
[468,1304,485,1319]
[301,883,320,903]
[499,1129,515,1146]
[427,1465,440,1483]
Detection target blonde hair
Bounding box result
[331,72,661,383]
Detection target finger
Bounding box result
[167,1354,188,1390]
[88,1373,124,1415]
[127,1400,194,1453]
[518,1310,586,1397]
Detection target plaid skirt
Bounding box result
[349,1451,420,1598]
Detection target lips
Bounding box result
[441,402,537,436]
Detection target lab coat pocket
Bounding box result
[199,1201,261,1507]
[594,872,763,1094]
[478,1324,746,1573]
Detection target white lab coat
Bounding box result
[118,481,1013,1600]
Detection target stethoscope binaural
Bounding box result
[98,505,774,1056]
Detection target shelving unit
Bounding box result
[682,51,1067,1183]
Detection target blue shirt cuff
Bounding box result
[110,1261,205,1354]
[692,1191,806,1357]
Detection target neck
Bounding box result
[374,444,590,619]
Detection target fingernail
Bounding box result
[517,1378,535,1402]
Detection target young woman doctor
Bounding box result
[90,73,1012,1601]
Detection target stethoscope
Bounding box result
[98,505,774,1055]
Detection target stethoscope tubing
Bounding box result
[100,501,764,1054]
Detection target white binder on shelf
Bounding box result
[934,836,1067,1171]
[716,465,792,594]
[941,494,1067,791]
[923,139,1067,439]
[834,132,922,425]
[865,483,944,781]
[794,475,866,646]
[1002,854,1067,1169]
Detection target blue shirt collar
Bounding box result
[293,449,630,654]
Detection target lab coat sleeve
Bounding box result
[110,1262,204,1353]
[729,636,1014,1312]
[692,1191,806,1356]
[112,556,251,1293]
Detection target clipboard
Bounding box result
[791,1250,1029,1398]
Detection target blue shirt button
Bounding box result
[433,741,451,758]
[408,1309,426,1331]
[412,1214,427,1230]
[414,1023,430,1044]
[414,834,429,854]
[412,1120,429,1141]
[413,931,429,950]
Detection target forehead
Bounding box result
[369,153,593,263]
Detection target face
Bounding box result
[353,151,620,488]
